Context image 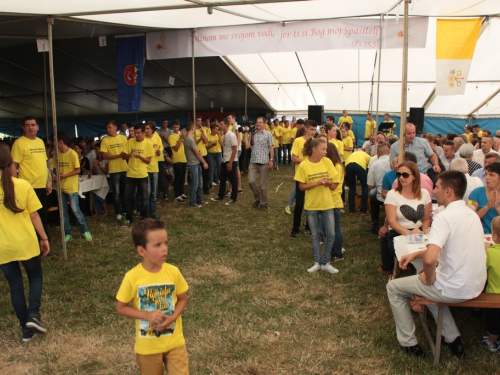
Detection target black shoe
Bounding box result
[401,344,424,357]
[289,231,299,240]
[445,336,465,358]
[252,201,260,208]
[258,205,268,210]
[333,255,344,262]
[26,314,47,334]
[22,328,38,343]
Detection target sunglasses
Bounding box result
[396,172,413,179]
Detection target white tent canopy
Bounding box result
[2,0,500,117]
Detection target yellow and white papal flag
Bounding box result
[436,18,482,96]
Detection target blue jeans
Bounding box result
[61,192,89,235]
[148,172,158,216]
[124,177,149,222]
[288,187,296,206]
[306,209,335,265]
[110,171,126,216]
[345,162,368,213]
[208,152,221,185]
[273,147,278,166]
[277,146,283,165]
[332,208,344,257]
[0,256,43,328]
[283,144,292,165]
[187,164,203,206]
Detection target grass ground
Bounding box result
[0,166,498,374]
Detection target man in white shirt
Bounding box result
[450,158,484,202]
[386,170,486,357]
[367,143,390,233]
[472,135,498,166]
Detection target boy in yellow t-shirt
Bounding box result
[483,217,500,352]
[123,124,154,226]
[281,121,292,166]
[206,122,222,186]
[145,122,163,219]
[168,120,187,202]
[117,219,189,375]
[341,128,353,163]
[51,131,92,243]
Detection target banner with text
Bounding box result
[147,17,428,60]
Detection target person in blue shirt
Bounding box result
[470,162,500,234]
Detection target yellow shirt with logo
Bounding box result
[338,116,353,125]
[168,133,187,163]
[100,134,129,174]
[207,133,222,153]
[51,148,80,194]
[295,157,336,211]
[195,128,208,157]
[146,132,163,173]
[127,139,154,178]
[329,139,344,157]
[281,126,292,145]
[0,177,42,265]
[364,120,376,139]
[116,263,189,355]
[11,136,48,189]
[341,136,353,163]
[345,150,372,169]
[330,163,344,208]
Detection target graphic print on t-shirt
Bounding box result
[138,283,176,338]
[400,204,425,223]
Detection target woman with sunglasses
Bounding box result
[295,137,340,274]
[0,144,50,342]
[378,161,431,276]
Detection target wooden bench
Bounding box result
[412,293,500,366]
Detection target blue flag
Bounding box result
[116,35,145,112]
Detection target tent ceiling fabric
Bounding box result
[0,37,270,120]
[0,1,500,119]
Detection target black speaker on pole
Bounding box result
[308,105,324,124]
[409,107,425,134]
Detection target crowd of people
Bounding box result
[3,111,500,370]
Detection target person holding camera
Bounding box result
[244,117,274,210]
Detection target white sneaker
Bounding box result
[307,263,321,273]
[342,247,346,253]
[321,263,339,274]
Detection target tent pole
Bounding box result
[192,29,196,120]
[47,17,67,260]
[398,0,410,165]
[375,14,383,125]
[43,53,49,140]
[245,84,248,119]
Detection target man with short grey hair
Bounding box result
[458,143,482,175]
[450,158,483,202]
[472,135,498,166]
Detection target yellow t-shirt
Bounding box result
[295,157,336,211]
[338,116,353,125]
[195,128,208,157]
[291,128,298,141]
[127,139,154,178]
[265,124,270,132]
[207,134,221,153]
[486,244,500,294]
[281,126,292,145]
[345,151,371,169]
[51,148,80,194]
[462,133,472,142]
[330,163,344,208]
[100,134,129,174]
[11,136,48,189]
[477,130,483,138]
[271,128,281,148]
[364,120,376,139]
[291,136,308,173]
[341,136,353,163]
[168,133,187,163]
[116,263,189,355]
[0,177,41,264]
[228,125,233,132]
[146,132,163,173]
[348,129,355,140]
[329,139,344,157]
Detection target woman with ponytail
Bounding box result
[0,144,50,342]
[295,137,340,274]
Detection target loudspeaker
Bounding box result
[409,107,425,133]
[308,105,324,124]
